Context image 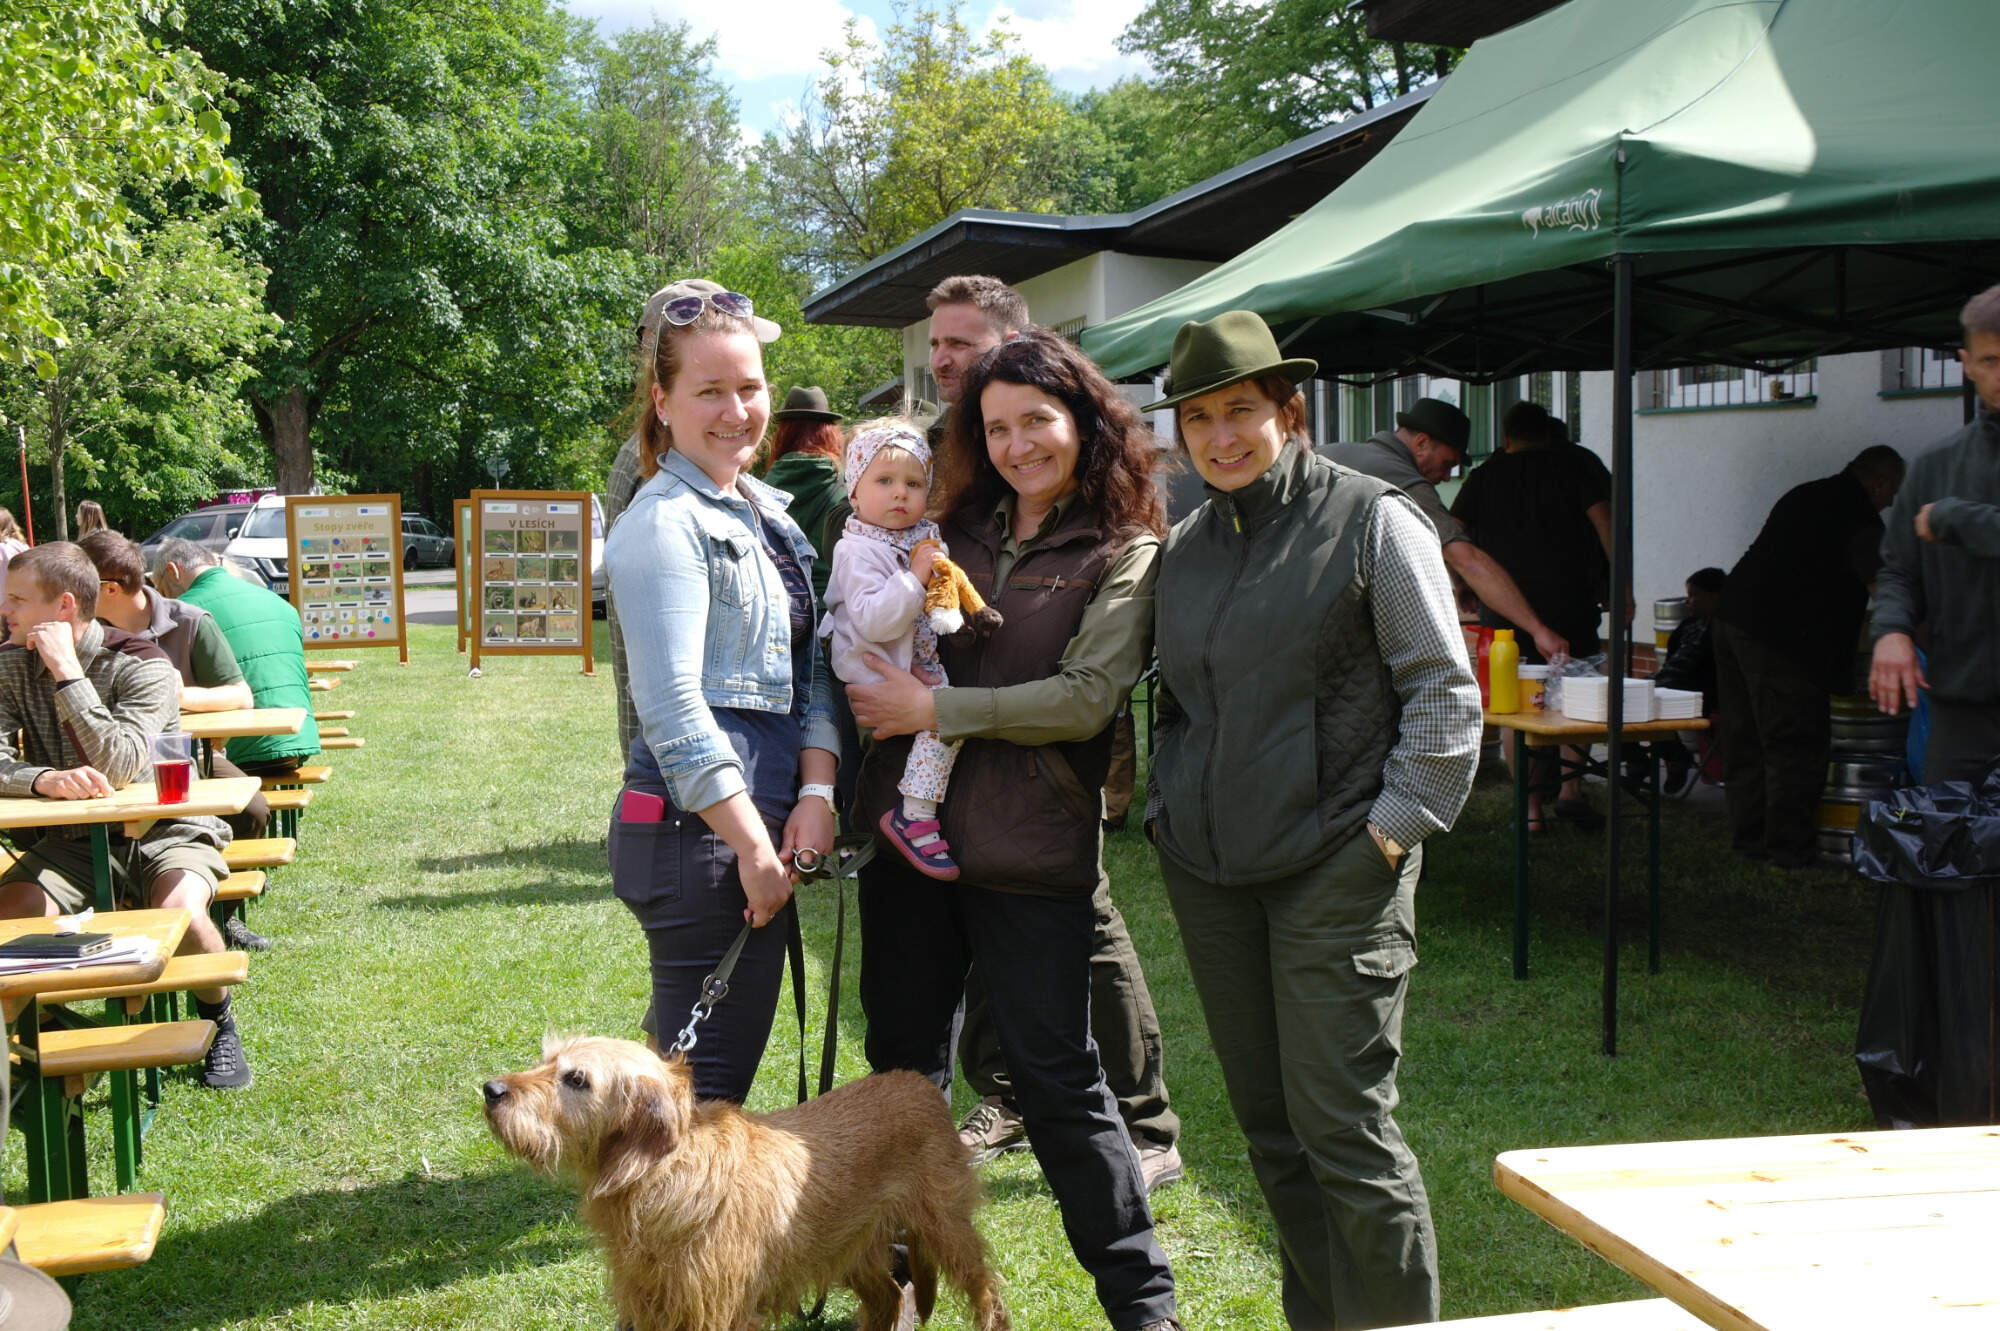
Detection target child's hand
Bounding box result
[910,544,939,585]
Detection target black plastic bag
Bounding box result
[1853,769,2000,886]
[1853,767,2000,1128]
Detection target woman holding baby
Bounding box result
[845,329,1183,1331]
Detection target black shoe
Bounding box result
[1554,797,1606,831]
[223,916,273,952]
[201,1010,253,1090]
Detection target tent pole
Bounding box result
[1604,253,1635,1058]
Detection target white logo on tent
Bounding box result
[1522,188,1603,238]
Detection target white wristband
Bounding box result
[799,783,837,807]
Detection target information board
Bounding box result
[470,490,594,675]
[454,497,474,654]
[285,494,409,664]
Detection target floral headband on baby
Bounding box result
[845,422,932,498]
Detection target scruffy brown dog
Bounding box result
[483,1035,1010,1331]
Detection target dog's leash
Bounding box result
[667,834,876,1102]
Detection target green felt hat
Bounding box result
[772,385,844,423]
[1145,310,1317,412]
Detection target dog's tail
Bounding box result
[905,1238,940,1323]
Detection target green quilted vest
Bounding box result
[178,567,321,765]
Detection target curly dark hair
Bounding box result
[940,330,1166,538]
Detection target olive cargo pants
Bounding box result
[1161,830,1437,1331]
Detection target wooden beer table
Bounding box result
[179,708,307,775]
[1496,1126,2000,1330]
[0,909,191,1203]
[0,778,260,911]
[1484,710,1710,982]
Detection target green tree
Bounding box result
[0,0,249,374]
[0,207,278,540]
[168,0,639,500]
[753,2,1115,278]
[572,21,741,268]
[1115,0,1457,193]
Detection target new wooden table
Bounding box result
[1495,1126,2000,1330]
[0,909,190,1203]
[179,707,307,775]
[0,778,260,911]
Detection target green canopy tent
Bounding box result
[1083,0,2000,1053]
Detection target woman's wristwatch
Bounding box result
[1367,821,1405,864]
[799,783,837,809]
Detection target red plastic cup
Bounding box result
[152,733,194,804]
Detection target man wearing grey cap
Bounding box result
[1324,398,1571,663]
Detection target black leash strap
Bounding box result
[667,921,754,1057]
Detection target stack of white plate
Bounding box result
[1559,674,1656,723]
[1653,686,1704,720]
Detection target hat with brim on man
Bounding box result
[0,1257,71,1327]
[1145,309,1317,412]
[638,278,782,353]
[772,386,844,423]
[1395,397,1472,456]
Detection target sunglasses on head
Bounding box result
[659,290,755,327]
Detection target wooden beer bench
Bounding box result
[3,1193,168,1280]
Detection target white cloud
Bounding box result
[563,0,876,83]
[981,0,1153,89]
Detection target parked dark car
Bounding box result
[401,513,455,569]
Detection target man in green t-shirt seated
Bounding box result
[80,531,275,845]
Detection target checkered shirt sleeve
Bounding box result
[1362,491,1483,848]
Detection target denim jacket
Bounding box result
[605,448,840,812]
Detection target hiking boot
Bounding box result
[1137,1140,1183,1196]
[223,916,272,952]
[200,1009,253,1090]
[1135,1319,1185,1331]
[957,1096,1027,1163]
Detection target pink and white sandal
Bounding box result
[879,808,961,881]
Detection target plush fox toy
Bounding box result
[912,538,1002,639]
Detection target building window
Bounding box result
[1881,346,1963,394]
[1643,361,1817,410]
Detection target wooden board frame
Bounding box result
[470,490,595,675]
[453,497,473,653]
[284,494,409,664]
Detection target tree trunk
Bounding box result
[42,383,68,542]
[257,384,315,494]
[49,442,66,544]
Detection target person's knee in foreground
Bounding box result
[848,327,1182,1330]
[0,542,249,1088]
[602,279,838,1103]
[1147,310,1483,1329]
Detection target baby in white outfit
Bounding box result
[821,420,963,881]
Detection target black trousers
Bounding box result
[957,874,1179,1148]
[1714,620,1831,866]
[1926,698,2000,785]
[609,791,789,1104]
[859,852,1177,1329]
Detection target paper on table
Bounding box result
[0,936,159,975]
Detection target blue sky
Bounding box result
[560,0,1152,138]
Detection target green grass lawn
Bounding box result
[15,623,1880,1328]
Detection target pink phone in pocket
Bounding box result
[619,790,666,823]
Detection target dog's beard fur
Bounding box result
[484,1035,1009,1331]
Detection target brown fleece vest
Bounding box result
[856,501,1125,895]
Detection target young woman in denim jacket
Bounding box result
[604,280,839,1103]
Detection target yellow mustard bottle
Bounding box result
[1488,628,1521,713]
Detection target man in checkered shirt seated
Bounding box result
[0,542,250,1089]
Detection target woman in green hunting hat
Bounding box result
[762,385,848,602]
[1146,309,1482,1329]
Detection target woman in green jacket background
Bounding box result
[761,385,847,603]
[1147,311,1481,1331]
